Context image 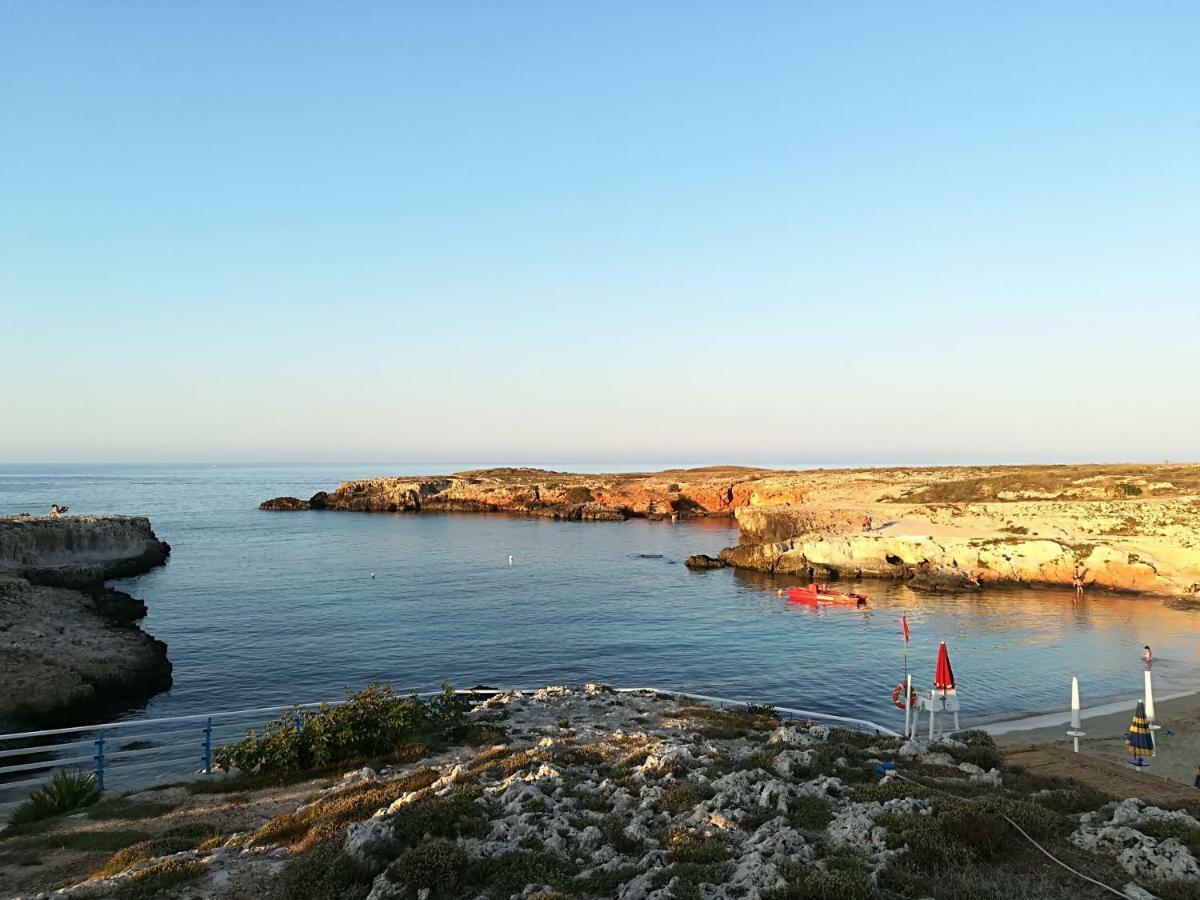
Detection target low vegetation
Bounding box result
[7,769,100,827]
[214,683,473,778]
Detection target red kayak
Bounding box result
[786,584,869,607]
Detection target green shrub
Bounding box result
[1117,483,1143,496]
[661,782,714,814]
[649,861,734,898]
[663,827,730,864]
[114,857,205,898]
[564,487,594,504]
[389,792,488,846]
[788,796,832,830]
[9,770,100,826]
[946,731,1002,771]
[92,823,222,878]
[977,796,1064,840]
[269,839,373,900]
[878,813,972,872]
[1030,787,1109,815]
[573,864,641,895]
[1147,879,1200,900]
[936,804,1013,862]
[1136,818,1200,856]
[215,683,469,777]
[392,840,468,895]
[742,749,781,772]
[466,850,574,897]
[763,866,872,900]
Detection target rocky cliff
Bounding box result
[261,463,1200,599]
[260,466,796,521]
[713,466,1200,600]
[0,516,173,725]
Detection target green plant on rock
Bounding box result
[788,796,832,831]
[268,839,374,900]
[945,730,1002,771]
[465,850,575,898]
[388,791,489,847]
[663,827,730,865]
[1135,818,1200,857]
[564,487,594,505]
[391,840,468,896]
[8,769,100,826]
[763,866,872,900]
[215,683,469,777]
[114,857,206,898]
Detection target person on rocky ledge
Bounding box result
[47,504,70,518]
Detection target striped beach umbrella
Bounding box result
[1126,701,1154,767]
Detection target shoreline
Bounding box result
[990,689,1200,787]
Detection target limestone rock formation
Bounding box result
[260,463,1200,599]
[259,467,788,521]
[0,515,173,725]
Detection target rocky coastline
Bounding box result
[0,516,173,727]
[4,685,1197,899]
[263,464,1200,601]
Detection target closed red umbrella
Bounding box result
[934,641,955,692]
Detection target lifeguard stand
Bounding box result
[911,689,960,740]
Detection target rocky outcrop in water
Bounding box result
[720,504,1200,599]
[259,467,792,521]
[0,515,173,725]
[260,464,1200,599]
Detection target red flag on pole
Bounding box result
[901,615,910,643]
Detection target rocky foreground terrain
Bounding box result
[262,464,1200,599]
[4,686,1198,899]
[0,516,172,725]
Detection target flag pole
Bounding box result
[901,615,910,737]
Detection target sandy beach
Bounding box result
[992,690,1200,788]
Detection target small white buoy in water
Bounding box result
[508,555,513,566]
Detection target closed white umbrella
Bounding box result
[1068,677,1085,752]
[1144,669,1157,749]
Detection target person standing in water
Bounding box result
[1143,645,1153,670]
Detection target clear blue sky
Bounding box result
[3,3,1197,464]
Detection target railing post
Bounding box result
[94,729,106,792]
[203,717,213,776]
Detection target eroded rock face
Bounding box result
[0,515,172,725]
[0,515,170,590]
[258,468,791,521]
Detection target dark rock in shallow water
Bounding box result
[907,570,981,593]
[260,496,313,511]
[685,554,729,570]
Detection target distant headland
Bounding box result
[262,464,1200,602]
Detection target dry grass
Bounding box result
[251,769,439,851]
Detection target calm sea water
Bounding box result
[1,464,1196,730]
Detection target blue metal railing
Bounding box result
[0,686,898,815]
